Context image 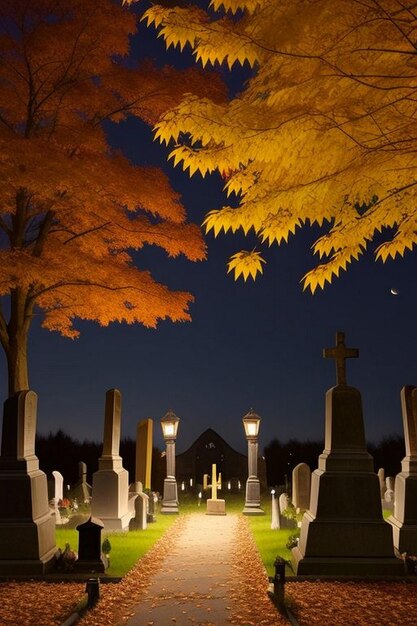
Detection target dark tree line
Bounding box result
[36,430,405,492]
[264,436,405,487]
[36,430,166,492]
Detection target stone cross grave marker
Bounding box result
[206,464,225,515]
[323,331,358,386]
[293,332,403,576]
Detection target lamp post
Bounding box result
[242,409,264,515]
[160,410,180,514]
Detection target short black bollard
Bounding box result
[85,578,100,608]
[272,556,286,606]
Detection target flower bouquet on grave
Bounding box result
[58,497,71,519]
[56,543,78,571]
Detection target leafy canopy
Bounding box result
[0,0,225,346]
[141,0,417,291]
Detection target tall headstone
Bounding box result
[388,385,417,554]
[91,389,131,530]
[52,470,64,505]
[378,468,386,499]
[271,493,280,529]
[72,461,91,503]
[292,463,311,511]
[293,332,403,576]
[129,481,148,530]
[0,391,56,574]
[136,418,153,490]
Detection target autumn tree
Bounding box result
[142,0,417,289]
[0,0,224,395]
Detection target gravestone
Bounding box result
[271,492,280,530]
[0,391,56,574]
[52,470,64,505]
[385,477,395,504]
[91,389,131,530]
[279,492,290,514]
[129,481,148,530]
[136,418,153,491]
[72,461,91,503]
[378,468,386,499]
[292,463,311,511]
[278,492,293,528]
[148,491,157,523]
[388,385,417,554]
[74,516,105,573]
[293,332,403,576]
[206,463,226,515]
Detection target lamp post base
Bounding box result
[242,477,264,515]
[161,477,179,514]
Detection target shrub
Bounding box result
[102,538,112,556]
[286,533,300,550]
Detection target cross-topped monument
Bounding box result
[323,331,358,386]
[294,333,403,576]
[206,463,225,515]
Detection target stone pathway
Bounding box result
[125,513,238,626]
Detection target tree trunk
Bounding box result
[7,329,29,396]
[4,288,31,396]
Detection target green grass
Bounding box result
[56,495,396,579]
[56,508,177,577]
[245,498,295,577]
[177,491,246,513]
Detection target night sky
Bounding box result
[1,3,417,456]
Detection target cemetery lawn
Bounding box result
[245,498,294,576]
[247,515,293,576]
[56,514,178,577]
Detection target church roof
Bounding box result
[176,428,246,460]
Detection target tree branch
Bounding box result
[63,221,111,244]
[32,210,56,257]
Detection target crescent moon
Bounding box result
[390,288,399,296]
